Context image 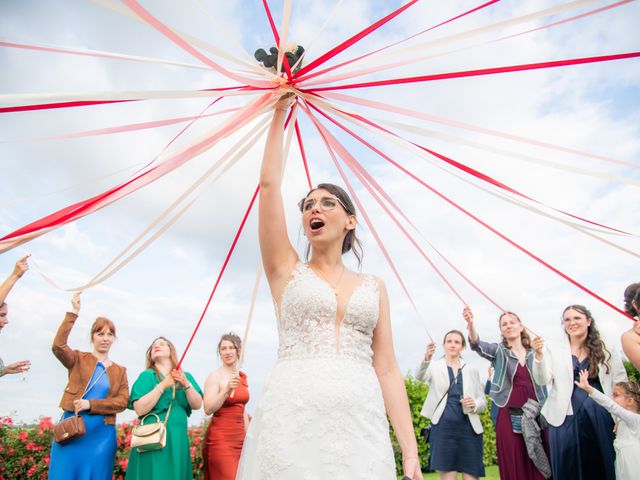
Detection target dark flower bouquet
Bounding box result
[254,45,305,74]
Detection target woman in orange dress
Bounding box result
[202,332,250,480]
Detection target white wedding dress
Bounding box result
[236,262,396,479]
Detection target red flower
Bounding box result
[38,417,54,434]
[118,459,128,470]
[18,431,28,442]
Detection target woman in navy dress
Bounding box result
[533,305,627,480]
[416,330,486,479]
[49,292,129,480]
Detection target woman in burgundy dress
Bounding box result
[202,332,250,480]
[464,308,549,480]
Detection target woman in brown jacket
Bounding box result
[48,292,129,480]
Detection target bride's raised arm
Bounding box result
[259,97,298,297]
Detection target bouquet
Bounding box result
[254,44,305,74]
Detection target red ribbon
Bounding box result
[0,87,249,114]
[0,99,136,114]
[317,100,632,236]
[0,93,272,246]
[177,185,259,368]
[308,51,640,91]
[303,103,431,336]
[294,120,313,190]
[302,100,634,321]
[261,0,293,80]
[295,0,499,85]
[292,0,421,80]
[305,100,506,311]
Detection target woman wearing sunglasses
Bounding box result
[236,96,422,479]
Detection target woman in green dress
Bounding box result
[126,336,203,480]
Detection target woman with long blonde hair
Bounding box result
[125,336,203,480]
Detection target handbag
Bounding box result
[131,385,175,453]
[421,364,466,443]
[509,407,524,434]
[53,366,107,444]
[53,413,86,443]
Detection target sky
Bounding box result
[0,0,639,426]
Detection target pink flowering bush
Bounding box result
[0,416,207,480]
[0,416,52,480]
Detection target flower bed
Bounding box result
[0,416,207,480]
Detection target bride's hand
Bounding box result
[274,95,295,111]
[402,457,423,479]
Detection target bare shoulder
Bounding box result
[366,274,386,291]
[205,368,224,385]
[622,328,640,343]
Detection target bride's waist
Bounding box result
[275,351,372,366]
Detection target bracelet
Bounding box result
[184,384,192,391]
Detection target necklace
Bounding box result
[310,263,346,296]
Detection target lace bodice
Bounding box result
[276,262,379,363]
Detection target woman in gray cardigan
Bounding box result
[464,307,548,480]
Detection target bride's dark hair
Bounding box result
[300,183,363,267]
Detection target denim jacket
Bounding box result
[469,336,547,408]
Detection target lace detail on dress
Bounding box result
[236,262,395,479]
[277,262,379,363]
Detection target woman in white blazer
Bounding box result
[416,330,486,480]
[533,305,627,480]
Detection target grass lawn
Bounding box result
[399,465,500,479]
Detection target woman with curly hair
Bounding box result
[533,305,627,480]
[621,282,640,369]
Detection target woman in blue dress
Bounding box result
[49,292,129,480]
[533,304,627,480]
[416,330,486,479]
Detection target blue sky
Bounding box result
[1,0,639,424]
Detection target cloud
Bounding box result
[0,0,638,423]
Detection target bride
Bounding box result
[236,95,422,479]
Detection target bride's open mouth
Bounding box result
[309,219,325,231]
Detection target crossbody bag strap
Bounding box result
[162,385,176,426]
[67,362,109,417]
[81,365,108,399]
[433,364,466,412]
